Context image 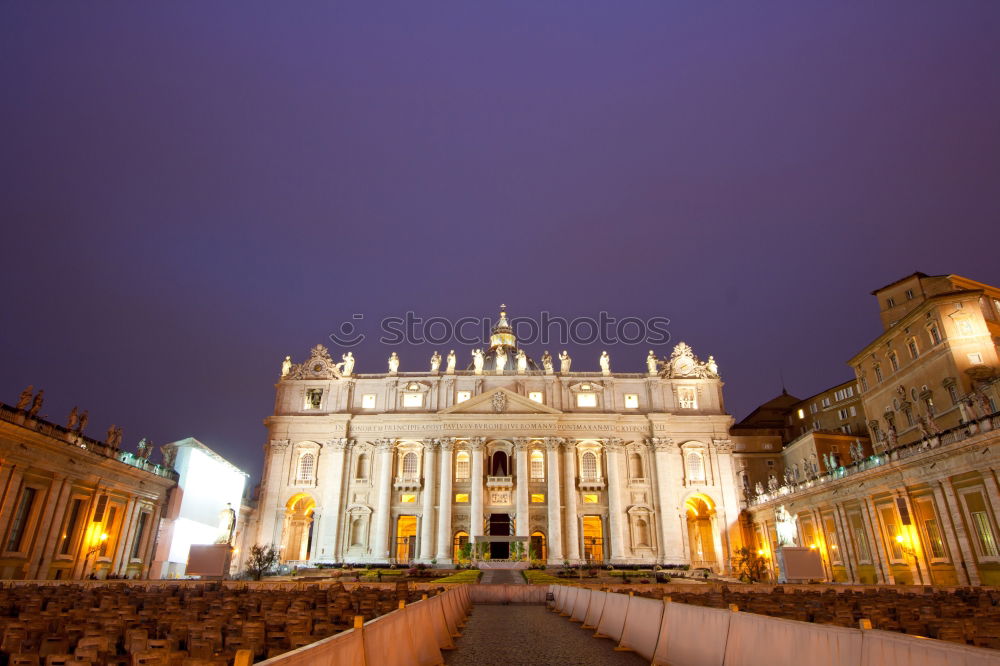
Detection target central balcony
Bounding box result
[486,475,513,489]
[578,476,606,491]
[393,476,422,491]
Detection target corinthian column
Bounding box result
[563,442,580,562]
[651,438,683,563]
[370,439,394,561]
[470,438,485,537]
[514,438,530,538]
[419,439,438,561]
[545,438,564,563]
[436,439,455,562]
[316,438,350,562]
[605,438,626,562]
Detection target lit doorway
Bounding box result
[395,516,417,563]
[530,531,546,561]
[582,516,604,563]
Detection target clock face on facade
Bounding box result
[673,356,694,376]
[313,363,324,372]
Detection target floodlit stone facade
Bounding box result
[251,308,747,569]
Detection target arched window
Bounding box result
[686,451,705,483]
[455,451,470,480]
[530,450,545,481]
[296,453,315,483]
[356,453,368,480]
[581,451,598,479]
[402,452,418,479]
[492,451,508,476]
[628,452,644,479]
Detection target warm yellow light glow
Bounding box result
[99,533,108,542]
[530,493,545,503]
[454,493,469,503]
[831,544,838,550]
[401,494,416,503]
[809,543,817,550]
[895,534,905,544]
[757,549,766,557]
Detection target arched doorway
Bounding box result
[395,516,417,563]
[491,450,509,476]
[685,494,718,571]
[453,531,470,562]
[283,494,316,563]
[530,531,546,561]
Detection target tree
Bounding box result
[734,546,769,583]
[245,544,280,581]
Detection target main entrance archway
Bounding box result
[489,513,511,559]
[395,516,417,563]
[282,493,316,563]
[685,494,719,571]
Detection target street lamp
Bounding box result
[895,533,924,584]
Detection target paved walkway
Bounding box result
[445,605,646,665]
[479,568,524,584]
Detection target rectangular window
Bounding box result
[929,324,942,345]
[454,493,469,503]
[972,512,998,557]
[924,518,946,559]
[905,289,914,300]
[849,405,857,417]
[456,391,472,403]
[874,365,883,383]
[838,408,848,420]
[849,513,872,562]
[100,506,117,557]
[907,339,919,360]
[810,403,818,414]
[530,494,545,503]
[130,511,149,560]
[888,353,899,371]
[947,384,960,405]
[59,498,84,556]
[402,393,424,407]
[582,494,599,504]
[304,389,323,410]
[361,394,376,409]
[821,397,831,408]
[887,297,896,308]
[623,394,639,409]
[797,408,805,419]
[6,487,36,552]
[880,507,904,561]
[528,391,543,403]
[401,494,416,503]
[968,352,984,365]
[576,393,597,408]
[678,387,697,409]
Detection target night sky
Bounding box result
[2,3,998,486]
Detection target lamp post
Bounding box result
[895,534,924,585]
[84,533,108,579]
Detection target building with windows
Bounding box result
[0,397,176,579]
[746,272,1000,585]
[250,307,748,570]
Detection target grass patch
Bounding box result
[522,570,565,585]
[431,570,482,584]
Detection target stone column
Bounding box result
[29,476,70,579]
[862,497,894,584]
[256,440,290,548]
[419,439,438,561]
[370,438,395,561]
[317,438,349,562]
[116,501,145,576]
[832,503,857,583]
[514,439,530,538]
[110,496,139,574]
[435,439,455,562]
[563,441,580,562]
[545,438,564,562]
[938,480,980,585]
[141,501,163,579]
[651,439,682,563]
[0,468,25,530]
[605,439,626,562]
[896,491,928,584]
[470,438,485,537]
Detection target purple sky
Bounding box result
[2,2,998,485]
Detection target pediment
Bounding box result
[439,387,562,415]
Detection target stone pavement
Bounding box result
[479,568,525,584]
[444,605,646,666]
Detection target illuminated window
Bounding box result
[888,352,899,372]
[685,451,705,483]
[456,391,472,403]
[583,494,599,504]
[402,392,423,407]
[401,494,416,503]
[401,452,418,479]
[880,507,904,561]
[623,394,639,409]
[530,494,545,503]
[576,393,597,408]
[455,451,470,480]
[928,323,942,345]
[581,452,598,479]
[969,352,984,365]
[797,408,805,419]
[454,493,469,503]
[906,339,919,360]
[361,394,376,409]
[528,391,543,403]
[296,453,315,484]
[530,450,545,481]
[304,389,323,410]
[678,387,697,409]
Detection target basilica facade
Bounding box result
[252,309,746,569]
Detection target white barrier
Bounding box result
[468,584,547,604]
[260,587,469,664]
[595,591,631,643]
[571,588,592,622]
[724,610,862,666]
[549,586,1000,666]
[583,589,607,629]
[616,595,664,661]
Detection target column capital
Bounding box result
[648,437,676,452]
[374,438,394,452]
[421,438,439,450]
[513,437,530,451]
[605,437,625,451]
[468,437,486,451]
[326,438,351,450]
[544,437,564,451]
[439,437,456,452]
[269,439,290,452]
[713,438,734,453]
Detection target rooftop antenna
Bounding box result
[779,367,788,395]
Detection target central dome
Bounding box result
[468,305,542,374]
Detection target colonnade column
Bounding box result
[371,438,395,560]
[318,438,349,562]
[545,438,564,563]
[563,440,580,562]
[514,439,529,540]
[419,439,438,561]
[435,439,455,562]
[651,438,682,563]
[470,438,485,538]
[605,438,626,562]
[938,480,980,585]
[29,476,70,579]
